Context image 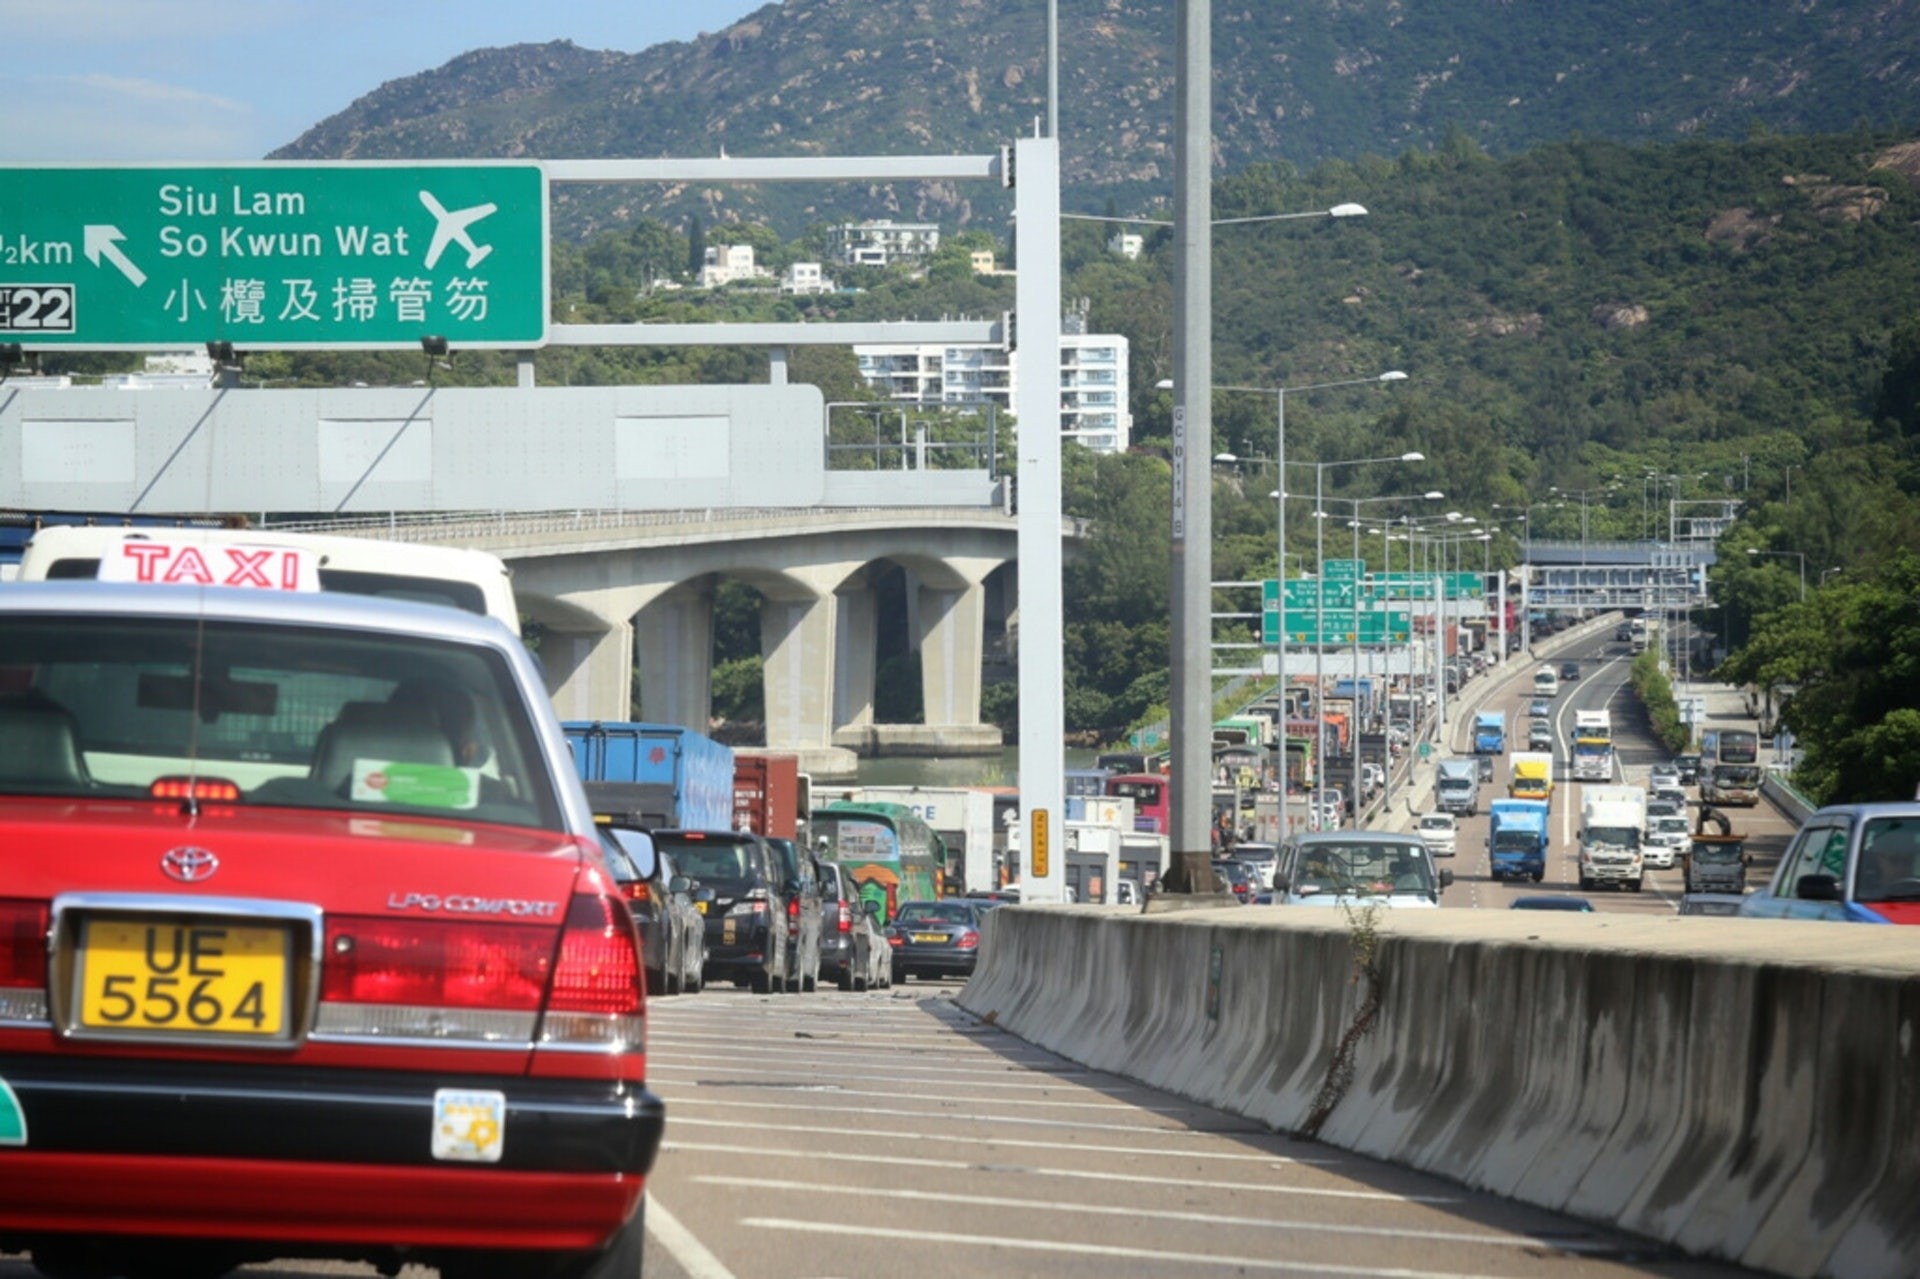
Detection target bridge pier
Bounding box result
[635,579,716,732]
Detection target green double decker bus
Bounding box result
[812,801,946,924]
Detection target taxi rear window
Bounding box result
[0,615,559,830]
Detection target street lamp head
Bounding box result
[1378,370,1410,383]
[1329,203,1369,218]
[1213,452,1238,464]
[1155,378,1174,389]
[1399,451,1424,462]
[1421,490,1444,500]
[1444,511,1463,522]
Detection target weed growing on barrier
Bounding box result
[1299,899,1383,1139]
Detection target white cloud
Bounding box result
[72,73,250,114]
[0,77,262,161]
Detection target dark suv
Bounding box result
[654,831,791,993]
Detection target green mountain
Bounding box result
[272,0,1920,236]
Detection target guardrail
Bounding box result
[963,906,1920,1279]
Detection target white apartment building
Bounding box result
[831,220,941,268]
[781,262,832,294]
[853,325,1131,454]
[698,243,770,288]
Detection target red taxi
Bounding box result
[0,580,663,1279]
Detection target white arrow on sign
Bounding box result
[84,225,147,288]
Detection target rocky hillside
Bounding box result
[271,0,1920,236]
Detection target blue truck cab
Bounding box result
[1473,710,1506,755]
[1488,798,1550,882]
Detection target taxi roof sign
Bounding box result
[95,535,321,592]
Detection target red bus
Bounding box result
[1105,772,1169,834]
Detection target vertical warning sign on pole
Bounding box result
[1030,809,1050,879]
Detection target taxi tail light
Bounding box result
[543,891,644,1015]
[624,880,653,905]
[836,902,853,934]
[956,929,981,950]
[886,933,905,948]
[321,917,549,1010]
[0,899,50,988]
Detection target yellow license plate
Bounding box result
[695,901,708,915]
[911,932,947,944]
[79,918,290,1037]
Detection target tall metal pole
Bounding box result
[1046,0,1059,139]
[1168,0,1214,888]
[1013,136,1065,901]
[1314,462,1326,826]
[1274,389,1288,837]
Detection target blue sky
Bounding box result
[0,0,768,162]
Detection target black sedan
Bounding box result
[887,900,985,983]
[602,825,707,996]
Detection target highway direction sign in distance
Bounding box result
[0,163,548,349]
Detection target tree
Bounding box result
[685,215,706,279]
[1718,550,1920,803]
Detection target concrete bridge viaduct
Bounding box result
[296,507,1024,779]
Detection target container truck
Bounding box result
[1487,798,1550,882]
[562,720,737,829]
[1473,710,1507,755]
[1578,784,1647,892]
[732,752,801,840]
[1509,751,1555,806]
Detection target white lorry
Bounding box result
[1435,758,1480,817]
[1579,784,1647,892]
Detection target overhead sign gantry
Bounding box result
[0,163,548,348]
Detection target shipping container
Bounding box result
[561,720,736,830]
[732,753,801,839]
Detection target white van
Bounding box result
[16,525,517,628]
[1532,667,1561,698]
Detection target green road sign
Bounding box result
[1264,608,1410,646]
[1360,571,1485,601]
[1322,558,1365,580]
[0,163,548,349]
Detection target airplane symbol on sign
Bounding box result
[418,191,497,270]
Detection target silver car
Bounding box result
[1272,832,1454,908]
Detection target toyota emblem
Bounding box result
[161,847,220,883]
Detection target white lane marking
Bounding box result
[646,1195,737,1279]
[663,1142,1459,1202]
[652,1037,1113,1075]
[648,1057,1153,1094]
[667,1115,1332,1165]
[669,1094,1227,1134]
[739,1217,1507,1276]
[703,1175,1613,1252]
[671,1083,1182,1116]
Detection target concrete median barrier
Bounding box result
[961,906,1920,1279]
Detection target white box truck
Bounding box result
[1579,784,1647,892]
[1435,758,1480,816]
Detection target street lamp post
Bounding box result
[1214,370,1409,716]
[1746,547,1807,602]
[1321,491,1442,814]
[1208,372,1409,836]
[1312,452,1423,822]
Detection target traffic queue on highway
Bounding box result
[0,526,1004,1279]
